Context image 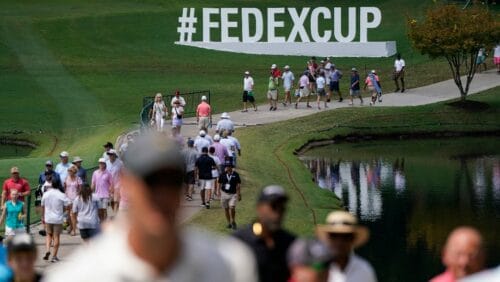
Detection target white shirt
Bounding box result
[41,188,71,224]
[220,138,236,157]
[394,59,406,72]
[216,119,234,133]
[106,158,123,184]
[328,253,377,282]
[194,137,211,154]
[494,45,500,57]
[281,71,295,90]
[170,96,186,107]
[243,76,254,91]
[316,76,326,89]
[45,224,257,282]
[55,162,71,184]
[228,136,241,151]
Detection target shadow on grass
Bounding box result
[445,100,491,112]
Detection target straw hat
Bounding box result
[316,211,369,248]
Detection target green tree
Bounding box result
[408,5,499,101]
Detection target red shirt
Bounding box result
[430,270,455,282]
[2,177,30,201]
[272,68,282,79]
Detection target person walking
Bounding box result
[195,147,217,209]
[41,183,71,263]
[36,171,59,237]
[220,131,236,166]
[64,165,82,236]
[38,160,62,189]
[329,65,343,102]
[364,70,382,105]
[493,44,500,74]
[295,71,311,109]
[218,162,241,230]
[72,157,87,185]
[91,158,113,222]
[281,65,295,106]
[182,139,198,201]
[208,146,222,200]
[102,142,113,161]
[216,112,234,134]
[106,149,123,213]
[267,70,279,111]
[45,133,256,282]
[194,130,211,154]
[316,211,377,282]
[151,93,168,132]
[349,68,363,106]
[475,48,487,73]
[55,151,71,184]
[316,71,328,110]
[393,53,406,92]
[212,134,229,172]
[233,185,296,282]
[242,71,257,112]
[0,189,26,240]
[171,100,184,135]
[227,131,241,166]
[196,95,211,130]
[2,167,30,208]
[72,184,100,242]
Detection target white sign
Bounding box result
[175,7,397,57]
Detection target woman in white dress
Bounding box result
[151,93,167,132]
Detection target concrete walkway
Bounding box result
[34,70,500,272]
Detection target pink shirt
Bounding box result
[430,270,455,282]
[91,169,113,199]
[212,142,229,164]
[65,176,82,201]
[197,102,211,117]
[365,75,380,86]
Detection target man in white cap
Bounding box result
[196,95,211,130]
[216,113,234,134]
[316,211,376,282]
[242,71,257,112]
[91,158,113,221]
[281,65,295,106]
[194,130,211,154]
[55,151,71,184]
[72,156,87,184]
[211,134,229,172]
[106,149,123,212]
[364,70,382,105]
[46,133,257,282]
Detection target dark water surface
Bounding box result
[0,144,32,158]
[300,137,500,282]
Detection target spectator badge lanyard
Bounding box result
[225,173,232,190]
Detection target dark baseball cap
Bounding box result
[123,133,185,179]
[103,142,113,148]
[257,185,289,204]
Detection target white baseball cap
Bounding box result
[98,158,106,163]
[199,130,206,136]
[271,64,277,69]
[60,151,69,158]
[284,65,290,69]
[244,71,250,75]
[201,95,207,101]
[214,134,221,141]
[371,70,376,74]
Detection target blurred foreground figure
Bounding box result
[45,133,256,282]
[233,185,296,282]
[431,226,485,282]
[287,238,334,282]
[8,234,42,281]
[316,211,377,282]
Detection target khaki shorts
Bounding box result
[300,87,310,97]
[221,191,238,209]
[46,224,63,235]
[199,179,214,190]
[198,116,210,130]
[267,89,278,100]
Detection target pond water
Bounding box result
[0,144,32,158]
[300,137,500,282]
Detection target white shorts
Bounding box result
[199,179,214,190]
[98,198,109,209]
[221,192,238,209]
[5,226,25,236]
[300,87,310,97]
[267,89,278,100]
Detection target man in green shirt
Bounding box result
[267,71,279,111]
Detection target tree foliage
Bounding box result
[408,5,499,101]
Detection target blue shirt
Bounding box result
[351,74,360,90]
[5,201,24,229]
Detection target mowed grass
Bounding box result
[189,87,500,235]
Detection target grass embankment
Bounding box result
[189,87,500,235]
